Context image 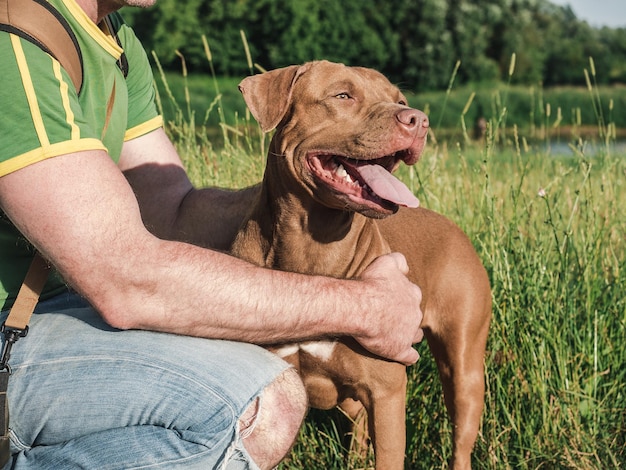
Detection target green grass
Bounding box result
[156,60,626,469]
[406,146,625,469]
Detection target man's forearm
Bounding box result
[89,236,421,365]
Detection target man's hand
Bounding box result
[353,253,425,366]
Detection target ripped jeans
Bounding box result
[1,291,289,469]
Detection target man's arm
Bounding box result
[0,132,423,365]
[119,128,259,251]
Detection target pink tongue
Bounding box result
[355,164,420,208]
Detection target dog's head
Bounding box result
[239,60,429,218]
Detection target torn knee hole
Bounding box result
[239,396,261,439]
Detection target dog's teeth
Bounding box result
[335,164,348,178]
[333,163,355,184]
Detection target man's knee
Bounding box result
[239,367,307,469]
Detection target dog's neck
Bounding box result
[232,150,390,278]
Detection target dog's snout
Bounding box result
[396,109,429,132]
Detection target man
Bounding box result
[0,0,424,468]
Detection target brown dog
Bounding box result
[232,61,491,470]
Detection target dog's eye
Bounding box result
[335,93,351,100]
[398,100,407,106]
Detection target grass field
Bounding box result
[157,64,626,469]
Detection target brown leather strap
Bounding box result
[4,253,50,331]
[0,0,83,93]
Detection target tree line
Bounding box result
[124,0,626,91]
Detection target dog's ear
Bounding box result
[238,64,309,133]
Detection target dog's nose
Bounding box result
[396,109,429,133]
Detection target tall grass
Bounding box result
[155,49,626,469]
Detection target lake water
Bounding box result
[544,139,626,157]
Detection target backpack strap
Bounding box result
[2,253,50,334]
[1,251,50,372]
[0,0,83,93]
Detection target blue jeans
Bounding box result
[1,291,289,469]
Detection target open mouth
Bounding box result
[306,151,420,213]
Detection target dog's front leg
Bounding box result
[360,362,408,470]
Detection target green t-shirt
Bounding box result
[0,0,163,310]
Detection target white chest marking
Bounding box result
[299,340,337,362]
[273,344,299,358]
[272,341,337,362]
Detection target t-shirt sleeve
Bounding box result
[0,33,106,177]
[116,20,163,141]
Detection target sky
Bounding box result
[549,0,626,28]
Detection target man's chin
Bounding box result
[121,0,158,8]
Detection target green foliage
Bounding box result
[124,0,626,91]
[599,27,626,83]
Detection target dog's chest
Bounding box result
[272,340,337,362]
